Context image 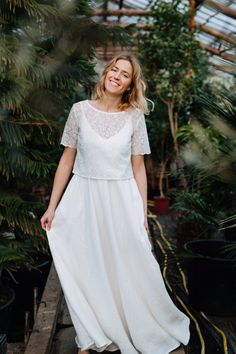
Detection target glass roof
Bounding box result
[92,0,236,76]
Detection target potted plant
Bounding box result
[147,102,174,214]
[171,189,236,316]
[156,122,172,215]
[220,214,236,241]
[183,238,236,316]
[3,249,52,342]
[0,191,52,341]
[174,89,236,315]
[0,232,28,334]
[171,189,226,249]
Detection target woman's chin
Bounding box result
[105,87,123,96]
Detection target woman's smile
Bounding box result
[109,80,120,87]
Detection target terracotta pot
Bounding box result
[153,196,170,214]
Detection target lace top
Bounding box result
[60,100,151,179]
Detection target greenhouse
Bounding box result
[0,0,235,353]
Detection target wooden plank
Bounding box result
[50,327,77,354]
[57,296,73,327]
[24,262,63,354]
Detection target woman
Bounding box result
[41,53,190,354]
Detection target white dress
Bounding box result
[46,99,190,354]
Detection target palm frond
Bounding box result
[172,192,225,230]
[0,146,55,179]
[0,244,27,266]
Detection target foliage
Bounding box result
[0,236,28,281]
[181,90,236,183]
[173,89,236,240]
[136,0,209,191]
[139,0,208,104]
[171,191,226,238]
[146,98,174,197]
[0,0,131,273]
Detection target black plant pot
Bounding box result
[225,227,236,241]
[2,253,52,341]
[0,284,15,333]
[0,334,7,354]
[184,240,236,316]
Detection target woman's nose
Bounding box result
[113,71,120,79]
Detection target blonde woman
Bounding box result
[41,53,190,354]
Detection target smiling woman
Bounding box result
[91,54,149,114]
[41,53,190,354]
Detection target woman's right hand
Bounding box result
[40,208,55,231]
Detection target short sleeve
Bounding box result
[60,104,79,148]
[131,112,151,155]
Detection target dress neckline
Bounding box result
[86,100,126,115]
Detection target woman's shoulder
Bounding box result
[127,106,144,118]
[68,100,88,116]
[71,99,87,109]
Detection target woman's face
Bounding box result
[104,59,133,96]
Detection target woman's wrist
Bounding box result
[144,206,147,216]
[47,204,56,212]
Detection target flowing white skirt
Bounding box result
[46,174,190,354]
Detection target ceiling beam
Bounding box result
[210,62,236,75]
[93,8,236,70]
[204,0,236,20]
[106,21,236,47]
[201,43,236,62]
[93,4,236,19]
[92,10,236,45]
[199,23,236,46]
[95,46,235,74]
[92,9,150,16]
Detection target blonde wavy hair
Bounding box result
[92,53,150,114]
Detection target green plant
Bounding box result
[146,101,174,198]
[174,89,236,243]
[172,191,226,239]
[0,234,29,284]
[137,0,209,188]
[182,90,236,182]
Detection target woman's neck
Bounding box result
[98,93,122,112]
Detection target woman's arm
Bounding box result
[40,147,77,230]
[131,155,149,232]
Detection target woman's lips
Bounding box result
[109,80,120,87]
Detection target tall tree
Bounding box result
[137,0,209,188]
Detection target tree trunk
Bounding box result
[167,102,188,190]
[159,160,167,198]
[167,101,179,163]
